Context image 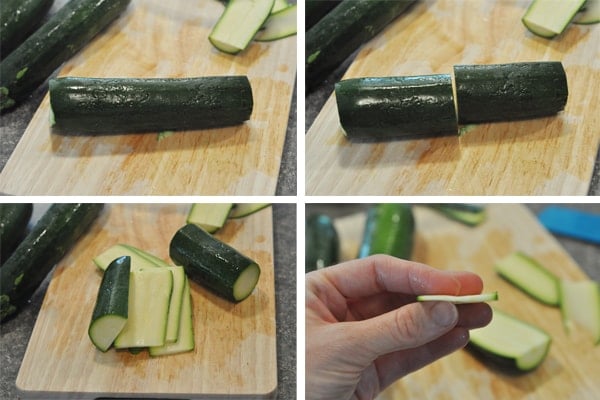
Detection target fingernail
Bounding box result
[431,302,457,327]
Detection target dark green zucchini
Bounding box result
[49,76,253,134]
[306,0,416,91]
[0,0,131,112]
[0,203,33,264]
[170,223,260,302]
[88,255,130,352]
[453,62,568,124]
[358,204,415,260]
[305,214,340,273]
[305,0,342,31]
[0,203,103,322]
[0,0,54,57]
[335,75,457,139]
[428,204,486,226]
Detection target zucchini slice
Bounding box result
[0,203,33,264]
[453,62,568,124]
[468,309,552,372]
[49,76,253,134]
[495,252,560,306]
[574,0,600,24]
[170,224,260,302]
[93,244,170,271]
[427,204,486,226]
[417,292,498,304]
[305,214,340,273]
[560,280,600,344]
[149,276,195,356]
[164,266,186,343]
[358,204,415,260]
[228,203,271,218]
[187,203,233,233]
[522,0,586,37]
[335,75,457,139]
[88,256,130,352]
[209,0,275,54]
[0,0,54,57]
[114,268,173,348]
[271,0,289,13]
[254,4,297,42]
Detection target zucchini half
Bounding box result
[522,0,586,37]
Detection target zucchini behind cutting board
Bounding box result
[358,204,415,260]
[0,0,54,57]
[49,76,253,134]
[0,203,33,264]
[305,214,340,273]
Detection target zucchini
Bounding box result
[163,266,186,343]
[114,268,173,348]
[574,0,600,24]
[49,76,253,134]
[495,252,560,306]
[453,62,568,124]
[306,0,342,31]
[0,203,33,264]
[93,243,170,271]
[468,308,552,372]
[0,0,54,57]
[0,203,103,322]
[358,204,415,260]
[560,280,600,344]
[209,0,275,54]
[522,0,586,37]
[335,75,457,139]
[271,0,289,13]
[149,276,195,356]
[306,0,416,91]
[254,4,297,42]
[428,204,486,226]
[170,223,260,302]
[305,214,340,273]
[88,256,130,352]
[228,203,271,218]
[187,203,233,233]
[417,292,498,304]
[0,0,131,112]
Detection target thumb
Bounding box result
[348,301,459,363]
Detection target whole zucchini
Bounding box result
[0,0,131,112]
[453,62,568,123]
[306,0,342,31]
[49,76,253,134]
[0,203,104,322]
[0,0,54,57]
[306,0,416,91]
[170,224,260,302]
[335,75,457,139]
[305,214,340,273]
[358,204,415,260]
[0,203,33,264]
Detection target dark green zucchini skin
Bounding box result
[335,75,457,139]
[306,0,416,92]
[453,62,568,123]
[465,342,531,375]
[0,0,131,112]
[49,76,253,134]
[358,204,415,260]
[0,203,33,264]
[305,0,342,31]
[305,214,340,273]
[0,0,54,58]
[0,203,104,322]
[170,224,260,303]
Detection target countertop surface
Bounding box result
[0,204,296,400]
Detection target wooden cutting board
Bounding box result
[16,204,277,399]
[332,204,599,399]
[306,0,599,195]
[0,0,296,195]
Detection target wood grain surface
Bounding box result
[0,0,296,195]
[16,204,276,399]
[332,204,599,399]
[306,0,599,195]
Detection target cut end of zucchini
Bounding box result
[417,292,498,304]
[560,280,600,344]
[233,263,261,302]
[89,315,128,352]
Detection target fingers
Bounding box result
[456,303,493,329]
[321,255,483,300]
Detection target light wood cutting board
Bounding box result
[0,0,296,195]
[331,204,599,399]
[306,0,599,195]
[16,204,276,399]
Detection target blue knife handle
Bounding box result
[538,206,600,245]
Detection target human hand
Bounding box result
[305,255,493,400]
